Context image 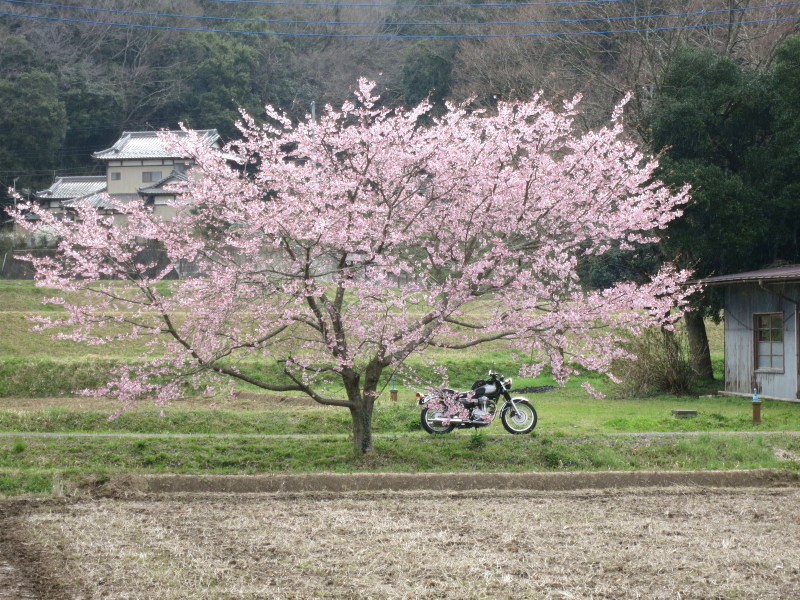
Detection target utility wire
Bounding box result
[3,0,799,28]
[2,8,798,37]
[123,0,636,9]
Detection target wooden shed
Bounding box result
[702,265,800,402]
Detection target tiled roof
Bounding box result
[92,129,220,160]
[138,170,190,196]
[62,193,117,211]
[700,265,800,286]
[35,176,106,200]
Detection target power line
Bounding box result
[4,0,799,28]
[2,7,799,37]
[0,169,103,176]
[99,0,635,9]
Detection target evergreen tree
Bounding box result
[0,70,67,192]
[644,38,800,379]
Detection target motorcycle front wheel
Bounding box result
[500,399,537,434]
[420,408,455,434]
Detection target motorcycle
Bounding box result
[416,371,538,435]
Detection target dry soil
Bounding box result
[1,476,799,599]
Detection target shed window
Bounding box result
[110,172,121,181]
[755,314,784,371]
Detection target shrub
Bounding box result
[0,358,118,397]
[614,327,693,397]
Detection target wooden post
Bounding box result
[752,388,761,424]
[390,374,397,402]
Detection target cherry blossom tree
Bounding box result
[13,80,693,453]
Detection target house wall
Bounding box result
[151,202,179,222]
[112,213,129,227]
[106,159,179,195]
[724,283,800,400]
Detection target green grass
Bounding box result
[0,470,55,495]
[0,357,125,396]
[1,386,798,496]
[0,432,795,475]
[0,313,151,359]
[0,280,71,312]
[0,403,416,435]
[2,389,799,435]
[1,280,797,498]
[0,433,797,496]
[0,279,727,399]
[537,391,800,434]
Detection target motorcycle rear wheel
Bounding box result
[420,408,455,434]
[500,399,537,434]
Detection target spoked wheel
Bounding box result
[500,399,537,434]
[420,408,455,434]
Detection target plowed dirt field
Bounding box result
[2,482,799,599]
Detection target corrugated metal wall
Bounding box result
[724,283,800,400]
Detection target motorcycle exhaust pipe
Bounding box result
[431,417,465,425]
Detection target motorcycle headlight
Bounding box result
[504,378,512,390]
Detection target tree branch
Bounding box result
[282,367,354,408]
[428,330,516,350]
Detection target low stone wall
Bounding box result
[0,248,195,280]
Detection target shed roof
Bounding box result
[34,176,107,200]
[92,129,220,161]
[700,265,800,286]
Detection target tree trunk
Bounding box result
[685,311,714,381]
[341,366,379,454]
[350,400,375,454]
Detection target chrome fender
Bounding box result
[507,396,530,410]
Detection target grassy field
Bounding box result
[1,279,799,498]
[3,390,800,496]
[0,279,798,600]
[3,381,800,435]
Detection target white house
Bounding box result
[91,129,220,222]
[32,129,220,224]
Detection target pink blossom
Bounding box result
[9,81,695,450]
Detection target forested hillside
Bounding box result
[1,0,797,196]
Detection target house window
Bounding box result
[142,171,162,183]
[110,172,121,181]
[755,314,784,371]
